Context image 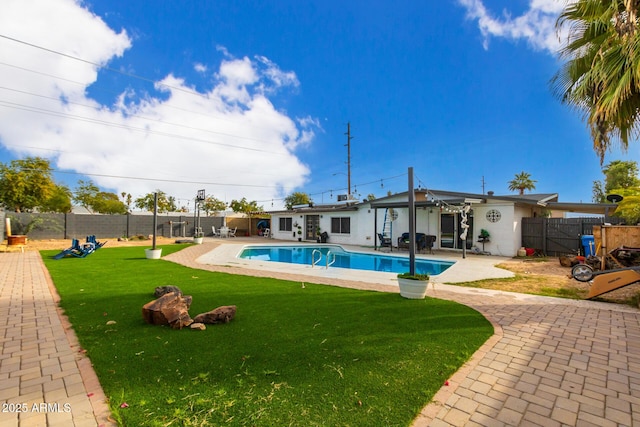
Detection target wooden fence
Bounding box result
[593,225,640,256]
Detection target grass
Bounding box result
[42,245,493,427]
[450,274,588,299]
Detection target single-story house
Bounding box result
[268,189,617,257]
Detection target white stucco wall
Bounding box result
[270,197,526,256]
[471,203,517,257]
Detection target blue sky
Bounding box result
[1,0,638,210]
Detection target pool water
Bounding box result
[238,245,454,275]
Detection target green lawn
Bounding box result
[42,245,493,427]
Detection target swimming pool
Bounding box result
[238,245,454,275]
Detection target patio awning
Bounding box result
[370,198,472,209]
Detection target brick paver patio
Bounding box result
[0,252,113,427]
[1,242,639,426]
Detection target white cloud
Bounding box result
[0,0,317,209]
[458,0,570,54]
[255,55,300,90]
[194,62,207,74]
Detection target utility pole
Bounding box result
[345,122,353,197]
[481,176,486,194]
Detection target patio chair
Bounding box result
[52,238,97,259]
[377,233,392,250]
[425,235,436,254]
[228,227,237,238]
[263,228,270,238]
[86,235,106,249]
[211,226,220,237]
[398,233,428,252]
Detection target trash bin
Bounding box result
[581,235,595,256]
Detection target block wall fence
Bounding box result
[0,211,230,240]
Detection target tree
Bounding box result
[0,157,55,212]
[592,180,606,203]
[230,198,263,236]
[284,192,311,209]
[592,160,640,202]
[201,195,227,216]
[604,160,640,193]
[73,180,127,214]
[229,198,263,214]
[612,191,640,223]
[40,184,72,213]
[121,192,132,211]
[73,180,100,212]
[552,1,640,164]
[508,172,537,195]
[92,192,128,214]
[135,191,176,213]
[591,160,640,223]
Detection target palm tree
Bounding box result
[552,0,640,164]
[508,172,537,195]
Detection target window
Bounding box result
[331,217,350,234]
[279,217,292,232]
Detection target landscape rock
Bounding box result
[559,255,580,268]
[190,322,206,331]
[193,305,237,324]
[142,292,193,329]
[154,285,183,298]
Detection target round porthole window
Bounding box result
[486,209,501,223]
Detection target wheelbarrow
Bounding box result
[572,264,640,299]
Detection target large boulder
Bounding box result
[142,292,193,329]
[154,285,182,298]
[193,305,237,324]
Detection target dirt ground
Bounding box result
[494,257,640,305]
[4,238,639,306]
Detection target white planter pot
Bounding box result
[193,237,204,244]
[145,248,162,259]
[398,278,429,299]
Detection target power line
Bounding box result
[0,34,202,98]
[0,100,289,155]
[0,85,292,147]
[43,168,280,189]
[0,37,311,142]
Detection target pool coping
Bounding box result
[195,241,515,286]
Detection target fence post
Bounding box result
[542,218,548,255]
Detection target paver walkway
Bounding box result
[412,288,640,426]
[0,252,113,427]
[166,243,640,426]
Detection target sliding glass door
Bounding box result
[440,211,473,250]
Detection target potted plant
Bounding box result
[6,215,55,246]
[397,272,430,299]
[316,227,322,243]
[193,230,204,244]
[478,229,490,251]
[296,224,302,242]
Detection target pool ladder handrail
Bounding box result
[311,249,321,268]
[326,250,336,268]
[311,249,336,269]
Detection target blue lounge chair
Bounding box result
[86,235,106,249]
[52,236,104,259]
